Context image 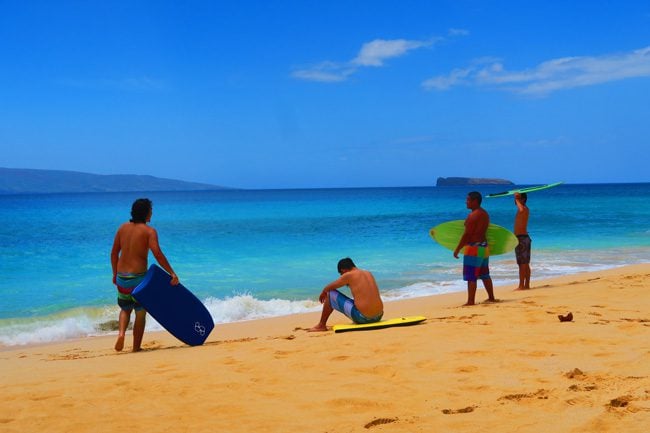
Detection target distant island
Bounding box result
[436,177,514,186]
[0,167,230,194]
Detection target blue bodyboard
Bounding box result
[132,264,214,346]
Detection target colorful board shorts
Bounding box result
[116,272,146,311]
[328,290,383,324]
[463,242,490,282]
[515,234,532,265]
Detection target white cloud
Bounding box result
[290,61,354,82]
[422,67,474,90]
[292,37,434,82]
[448,28,470,37]
[352,39,433,67]
[423,45,650,95]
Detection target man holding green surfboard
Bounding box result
[454,192,496,306]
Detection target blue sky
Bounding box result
[1,1,649,189]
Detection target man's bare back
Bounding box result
[114,222,155,274]
[338,268,384,318]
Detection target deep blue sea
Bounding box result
[1,183,649,346]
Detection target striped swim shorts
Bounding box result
[463,242,490,282]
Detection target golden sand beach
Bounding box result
[2,264,649,432]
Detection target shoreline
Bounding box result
[0,262,645,351]
[3,263,649,432]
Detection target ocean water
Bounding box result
[1,183,649,346]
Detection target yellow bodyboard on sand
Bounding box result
[333,316,427,333]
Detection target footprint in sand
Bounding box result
[621,317,650,324]
[441,406,477,414]
[271,334,296,340]
[273,350,291,359]
[607,395,633,409]
[568,384,598,392]
[330,355,350,361]
[364,417,398,429]
[455,365,479,373]
[564,368,586,379]
[498,389,549,401]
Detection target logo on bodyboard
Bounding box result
[194,322,207,336]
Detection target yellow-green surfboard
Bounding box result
[486,181,563,198]
[429,220,518,256]
[333,316,427,333]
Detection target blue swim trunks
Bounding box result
[463,242,490,282]
[116,272,146,311]
[328,290,383,324]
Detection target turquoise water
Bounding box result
[1,183,649,346]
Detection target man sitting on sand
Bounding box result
[111,198,179,352]
[308,258,384,332]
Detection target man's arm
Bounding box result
[110,230,121,285]
[514,193,526,211]
[454,232,469,258]
[148,228,179,285]
[318,274,350,303]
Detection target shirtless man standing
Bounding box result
[308,258,384,332]
[111,198,179,352]
[453,191,496,306]
[514,192,531,290]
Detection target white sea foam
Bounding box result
[0,316,101,346]
[0,296,323,346]
[382,281,466,300]
[204,294,321,322]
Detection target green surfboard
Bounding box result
[486,181,563,198]
[429,220,518,256]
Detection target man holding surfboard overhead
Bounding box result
[453,192,496,306]
[514,192,531,290]
[308,258,384,332]
[111,198,180,352]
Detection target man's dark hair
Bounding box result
[130,198,152,223]
[468,191,483,205]
[467,191,483,206]
[519,192,528,203]
[337,257,356,273]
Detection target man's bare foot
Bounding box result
[114,335,125,352]
[462,302,475,306]
[132,347,142,353]
[307,325,328,332]
[514,286,529,291]
[485,298,499,303]
[558,312,573,322]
